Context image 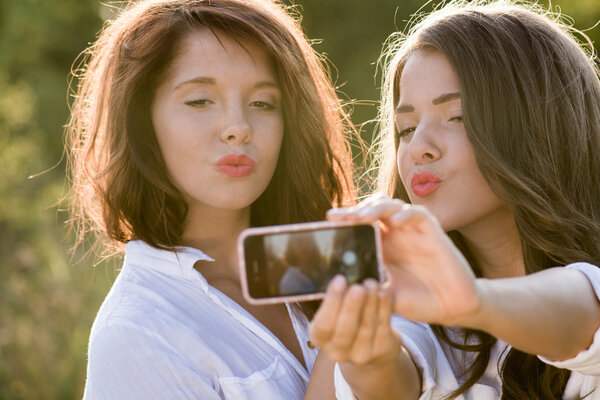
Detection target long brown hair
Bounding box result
[66,0,356,256]
[374,0,600,398]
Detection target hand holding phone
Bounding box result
[238,221,384,305]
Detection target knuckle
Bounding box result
[351,350,371,366]
[309,325,331,342]
[332,333,354,348]
[329,349,348,363]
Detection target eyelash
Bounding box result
[184,99,277,111]
[184,99,212,108]
[395,115,463,140]
[395,127,415,140]
[250,100,277,111]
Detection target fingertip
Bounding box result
[363,278,379,293]
[329,274,347,292]
[348,284,367,301]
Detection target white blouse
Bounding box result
[335,262,600,399]
[83,240,317,400]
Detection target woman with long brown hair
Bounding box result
[308,1,600,399]
[65,0,355,398]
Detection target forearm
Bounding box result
[305,351,336,400]
[340,346,421,400]
[458,267,600,361]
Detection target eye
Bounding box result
[395,126,415,140]
[250,100,277,111]
[184,99,213,108]
[449,115,463,123]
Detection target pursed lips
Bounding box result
[214,154,256,178]
[410,171,442,197]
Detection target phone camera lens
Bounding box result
[342,250,357,265]
[361,250,374,263]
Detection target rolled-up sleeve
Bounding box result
[538,262,600,376]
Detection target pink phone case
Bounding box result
[237,220,384,305]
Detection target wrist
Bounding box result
[446,278,490,330]
[340,345,420,400]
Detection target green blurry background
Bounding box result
[1,0,598,398]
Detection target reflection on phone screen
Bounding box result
[244,225,378,299]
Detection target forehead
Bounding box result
[399,50,460,97]
[164,27,277,84]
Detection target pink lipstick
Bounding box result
[410,171,442,197]
[214,154,256,178]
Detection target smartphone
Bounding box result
[238,220,383,305]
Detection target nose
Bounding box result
[407,122,441,164]
[220,106,251,145]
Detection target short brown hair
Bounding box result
[66,0,356,254]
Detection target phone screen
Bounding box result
[241,223,380,301]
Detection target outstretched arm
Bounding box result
[328,196,600,362]
[460,267,600,361]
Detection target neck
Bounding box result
[458,207,525,279]
[180,205,251,281]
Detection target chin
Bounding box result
[213,199,256,211]
[217,192,265,210]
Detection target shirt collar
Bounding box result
[124,240,214,283]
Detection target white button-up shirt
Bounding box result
[84,240,318,399]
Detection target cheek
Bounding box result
[152,107,186,164]
[272,120,284,150]
[251,113,284,140]
[396,145,410,188]
[263,120,284,160]
[469,169,500,205]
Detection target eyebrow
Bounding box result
[432,92,461,105]
[395,91,461,113]
[174,76,215,90]
[174,76,280,91]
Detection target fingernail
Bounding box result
[331,274,346,291]
[364,279,378,291]
[349,285,365,299]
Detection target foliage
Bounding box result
[0,0,598,398]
